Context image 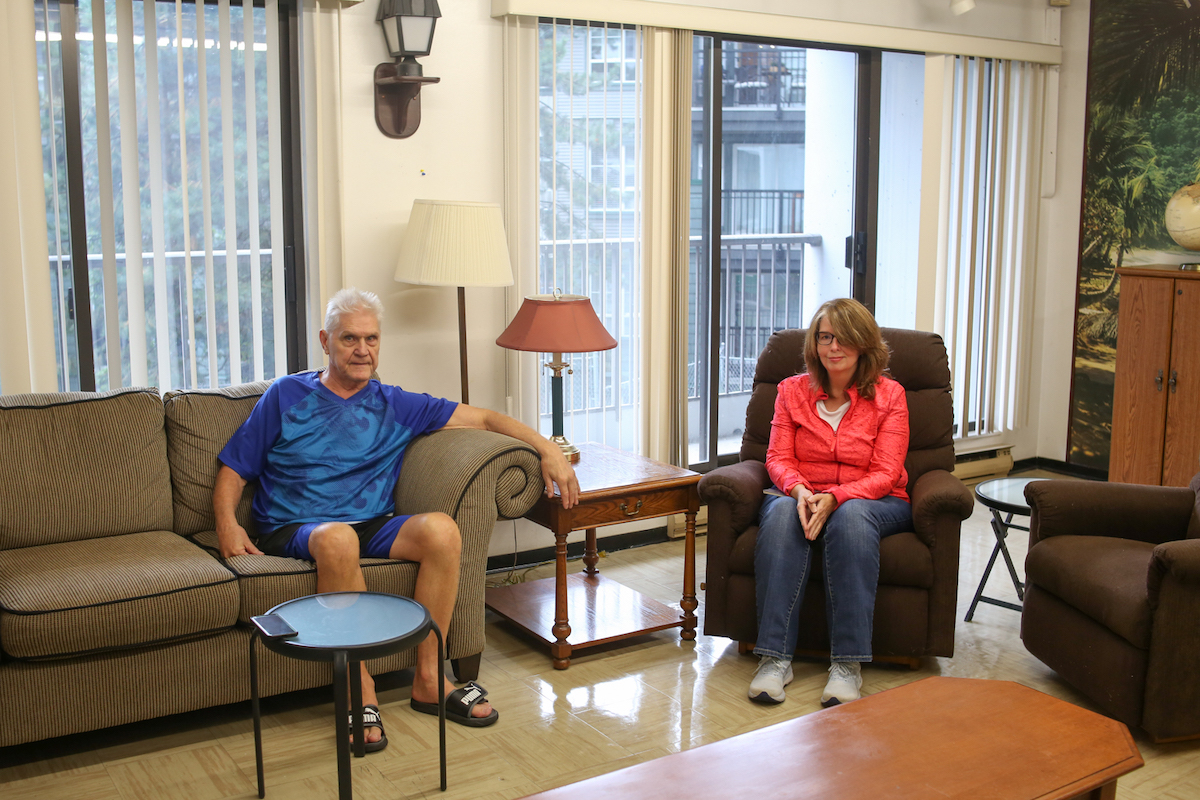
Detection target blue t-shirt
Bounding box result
[218,372,458,532]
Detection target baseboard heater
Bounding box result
[953,445,1014,488]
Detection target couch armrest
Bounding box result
[909,469,974,549]
[1149,538,1200,609]
[394,428,544,659]
[698,460,771,538]
[396,428,544,521]
[1025,480,1193,548]
[1145,538,1200,738]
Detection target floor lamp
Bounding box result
[394,199,514,405]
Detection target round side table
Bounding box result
[965,477,1047,622]
[250,592,446,799]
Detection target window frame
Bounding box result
[43,0,307,392]
[689,30,889,472]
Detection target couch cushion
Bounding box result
[0,531,238,659]
[164,381,272,536]
[188,530,420,621]
[1025,535,1156,650]
[0,387,172,549]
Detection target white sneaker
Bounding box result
[821,661,862,707]
[748,656,793,704]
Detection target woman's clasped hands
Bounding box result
[791,485,838,541]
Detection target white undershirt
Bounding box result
[817,398,850,431]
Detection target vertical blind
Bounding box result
[35,0,286,393]
[940,56,1044,442]
[538,19,642,453]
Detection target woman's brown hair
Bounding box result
[803,298,890,400]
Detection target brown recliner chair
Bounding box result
[1022,475,1200,741]
[698,327,974,664]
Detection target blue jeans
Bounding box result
[754,493,913,662]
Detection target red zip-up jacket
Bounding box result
[766,373,909,506]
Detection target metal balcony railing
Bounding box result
[693,45,807,109]
[688,232,819,399]
[691,187,804,236]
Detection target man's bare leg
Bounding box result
[308,516,492,739]
[388,513,493,720]
[308,522,383,745]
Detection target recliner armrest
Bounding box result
[1149,538,1200,609]
[1026,480,1193,547]
[909,469,974,549]
[698,460,770,534]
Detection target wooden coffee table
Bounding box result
[485,442,700,669]
[516,677,1142,800]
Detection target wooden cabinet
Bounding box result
[1109,265,1200,486]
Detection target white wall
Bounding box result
[332,0,1087,552]
[338,1,512,413]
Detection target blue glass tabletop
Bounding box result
[268,592,430,650]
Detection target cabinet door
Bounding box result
[1163,280,1200,487]
[1109,275,1173,484]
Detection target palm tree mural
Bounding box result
[1090,0,1200,114]
[1068,0,1200,468]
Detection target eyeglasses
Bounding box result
[815,332,838,346]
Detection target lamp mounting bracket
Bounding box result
[374,63,440,139]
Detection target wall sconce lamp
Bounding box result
[496,291,618,463]
[374,0,441,138]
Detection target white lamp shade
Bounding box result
[395,200,515,287]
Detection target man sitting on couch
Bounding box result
[213,287,579,748]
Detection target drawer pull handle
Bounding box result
[620,500,643,517]
[1156,369,1164,392]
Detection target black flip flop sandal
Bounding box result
[410,680,499,728]
[347,703,388,753]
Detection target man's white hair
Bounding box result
[324,288,384,333]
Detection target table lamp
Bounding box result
[395,199,514,405]
[496,291,618,462]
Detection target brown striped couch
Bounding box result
[0,381,545,747]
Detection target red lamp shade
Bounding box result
[496,293,617,353]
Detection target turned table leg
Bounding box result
[583,527,599,576]
[551,525,573,669]
[681,509,698,640]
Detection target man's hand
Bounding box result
[802,493,837,541]
[542,450,580,509]
[217,522,263,558]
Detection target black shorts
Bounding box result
[256,515,410,560]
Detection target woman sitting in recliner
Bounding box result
[750,297,912,707]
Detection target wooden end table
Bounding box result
[485,442,701,669]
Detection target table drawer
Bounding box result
[569,488,692,529]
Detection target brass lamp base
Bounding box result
[551,435,581,463]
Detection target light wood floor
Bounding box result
[3,474,1198,799]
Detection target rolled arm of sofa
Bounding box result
[395,428,544,521]
[909,469,974,549]
[393,428,544,660]
[1025,480,1193,547]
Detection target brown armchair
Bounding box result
[1022,475,1200,741]
[698,327,974,664]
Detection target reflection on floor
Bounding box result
[2,473,1197,799]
